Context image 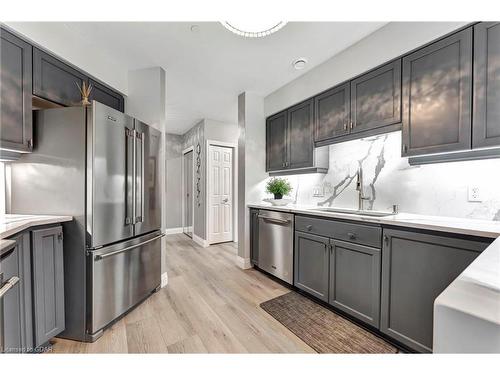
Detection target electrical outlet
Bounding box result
[468,185,482,202]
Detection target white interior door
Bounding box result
[208,145,233,244]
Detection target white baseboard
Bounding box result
[165,227,183,235]
[235,256,252,270]
[161,272,168,288]
[192,233,209,248]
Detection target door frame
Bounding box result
[181,146,195,237]
[205,140,238,245]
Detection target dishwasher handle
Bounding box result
[258,215,290,225]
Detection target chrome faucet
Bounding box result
[356,166,370,211]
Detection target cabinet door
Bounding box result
[350,60,401,133]
[89,79,124,112]
[266,110,288,171]
[294,231,329,302]
[32,226,65,347]
[380,229,487,353]
[329,240,381,328]
[314,83,350,143]
[1,240,23,353]
[250,209,259,265]
[33,48,88,106]
[287,99,314,169]
[402,28,472,157]
[473,22,500,148]
[0,28,33,152]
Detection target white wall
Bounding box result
[126,67,168,276]
[237,92,267,264]
[4,22,129,94]
[265,22,468,116]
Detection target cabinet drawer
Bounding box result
[295,215,381,248]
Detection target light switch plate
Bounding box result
[468,185,482,202]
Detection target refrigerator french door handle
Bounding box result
[125,128,134,226]
[135,130,144,224]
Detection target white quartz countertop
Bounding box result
[0,214,73,239]
[247,203,500,239]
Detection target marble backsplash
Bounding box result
[269,131,500,221]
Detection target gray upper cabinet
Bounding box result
[33,48,88,107]
[473,22,500,148]
[266,110,288,171]
[89,79,124,112]
[381,228,488,353]
[402,28,473,157]
[0,28,33,153]
[31,226,65,347]
[314,83,350,143]
[294,231,330,302]
[329,240,381,328]
[287,99,314,169]
[350,60,401,134]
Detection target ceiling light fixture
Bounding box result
[221,21,287,38]
[292,58,308,70]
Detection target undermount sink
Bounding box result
[310,207,394,217]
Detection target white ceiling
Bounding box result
[15,22,388,134]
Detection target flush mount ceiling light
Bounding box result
[292,58,308,70]
[221,21,287,38]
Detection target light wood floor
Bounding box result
[50,234,315,353]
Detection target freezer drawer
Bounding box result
[88,231,163,334]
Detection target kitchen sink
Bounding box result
[310,207,394,217]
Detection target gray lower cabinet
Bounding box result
[294,231,329,302]
[473,22,500,148]
[89,79,124,113]
[329,240,381,328]
[402,28,473,157]
[1,232,32,353]
[380,228,489,352]
[0,27,33,153]
[350,60,401,134]
[33,48,88,107]
[266,110,288,171]
[314,83,350,143]
[31,226,65,347]
[250,209,259,265]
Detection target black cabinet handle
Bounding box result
[306,225,313,231]
[347,232,357,240]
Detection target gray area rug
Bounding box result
[260,291,398,354]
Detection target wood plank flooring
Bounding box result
[49,234,315,353]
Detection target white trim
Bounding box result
[181,146,195,237]
[235,256,252,270]
[165,227,183,235]
[161,272,169,288]
[192,233,210,248]
[205,140,238,245]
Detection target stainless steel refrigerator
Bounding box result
[10,101,163,342]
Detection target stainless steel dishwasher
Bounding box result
[257,210,294,284]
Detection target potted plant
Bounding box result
[266,177,292,200]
